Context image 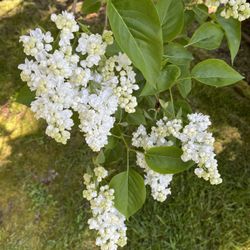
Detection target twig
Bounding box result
[103,5,108,31]
[72,0,78,14]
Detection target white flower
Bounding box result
[51,11,79,33]
[102,53,139,113]
[133,114,222,190]
[179,113,222,185]
[202,0,250,21]
[102,30,114,45]
[19,11,137,152]
[83,168,127,250]
[78,88,118,152]
[132,117,181,202]
[136,153,173,202]
[76,33,107,67]
[20,28,53,59]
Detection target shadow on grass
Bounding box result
[0,122,98,249]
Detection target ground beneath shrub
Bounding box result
[0,1,249,249]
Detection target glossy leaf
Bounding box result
[145,146,194,174]
[191,59,244,87]
[107,0,163,84]
[110,169,146,218]
[188,22,224,50]
[156,0,184,42]
[216,14,241,64]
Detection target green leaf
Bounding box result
[126,108,147,125]
[164,43,193,65]
[104,137,124,164]
[188,22,224,50]
[159,100,175,119]
[192,5,208,23]
[145,146,194,174]
[175,100,192,116]
[140,82,157,96]
[191,59,244,87]
[110,169,146,218]
[107,0,163,84]
[156,0,184,42]
[15,85,35,106]
[106,40,121,57]
[140,65,180,96]
[156,65,180,93]
[95,150,105,164]
[216,14,241,64]
[184,9,195,28]
[177,64,192,98]
[82,0,101,15]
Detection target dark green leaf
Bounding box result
[15,85,35,106]
[156,0,184,42]
[175,100,192,116]
[191,59,244,87]
[95,150,105,164]
[110,169,146,218]
[107,0,163,84]
[156,65,180,93]
[106,40,121,57]
[216,14,241,64]
[140,65,180,96]
[164,43,193,65]
[159,100,175,119]
[145,146,194,174]
[104,140,124,164]
[177,64,192,98]
[183,9,195,28]
[140,82,158,96]
[192,5,208,23]
[82,0,101,15]
[126,108,147,125]
[188,22,224,50]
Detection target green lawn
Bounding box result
[0,1,249,249]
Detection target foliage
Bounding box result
[14,0,250,249]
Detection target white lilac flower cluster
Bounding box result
[220,0,250,21]
[132,113,222,199]
[179,113,222,185]
[132,117,183,202]
[101,53,139,113]
[83,167,127,250]
[18,11,138,151]
[200,0,250,20]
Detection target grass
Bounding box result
[0,1,250,249]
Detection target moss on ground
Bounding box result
[0,1,249,249]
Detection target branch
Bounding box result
[72,0,78,14]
